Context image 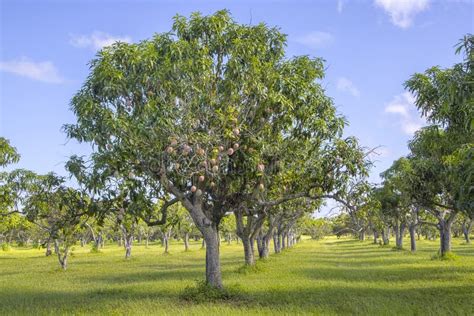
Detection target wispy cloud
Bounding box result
[337,77,360,97]
[0,57,64,83]
[374,0,430,28]
[384,92,424,135]
[337,0,345,13]
[295,31,334,49]
[70,31,131,50]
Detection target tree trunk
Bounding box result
[163,234,169,253]
[242,236,255,266]
[184,232,190,251]
[462,220,472,244]
[273,233,280,254]
[201,239,206,249]
[281,233,286,250]
[409,225,416,252]
[202,225,222,288]
[373,231,378,244]
[54,240,69,270]
[45,240,52,256]
[358,230,365,241]
[122,230,133,259]
[382,226,390,245]
[439,219,453,256]
[256,232,264,258]
[395,223,406,249]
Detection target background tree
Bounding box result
[403,35,473,256]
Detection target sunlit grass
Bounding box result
[1,237,473,315]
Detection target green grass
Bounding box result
[1,237,473,315]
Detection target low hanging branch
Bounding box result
[141,197,179,226]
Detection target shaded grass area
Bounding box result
[0,237,473,315]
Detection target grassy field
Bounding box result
[1,237,473,315]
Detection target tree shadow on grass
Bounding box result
[241,283,474,315]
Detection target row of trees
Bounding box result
[330,35,473,256]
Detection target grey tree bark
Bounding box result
[382,226,390,245]
[45,240,52,256]
[439,218,454,256]
[120,224,134,259]
[273,233,280,253]
[201,224,222,288]
[409,224,416,252]
[235,210,266,265]
[373,230,378,244]
[184,232,190,251]
[462,219,472,244]
[395,221,406,249]
[54,239,69,270]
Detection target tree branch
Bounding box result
[141,197,179,227]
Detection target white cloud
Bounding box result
[337,0,344,13]
[70,31,131,50]
[0,57,64,83]
[295,31,334,49]
[337,77,360,97]
[374,0,430,28]
[384,92,424,135]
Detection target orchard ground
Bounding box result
[1,237,473,315]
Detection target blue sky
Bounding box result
[1,0,472,211]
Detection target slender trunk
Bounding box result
[256,232,264,258]
[358,230,365,241]
[373,230,378,244]
[439,219,452,256]
[45,240,52,256]
[125,244,131,258]
[227,233,231,245]
[54,240,69,270]
[121,228,133,259]
[163,234,169,253]
[281,233,286,249]
[262,234,271,258]
[273,233,280,254]
[409,225,416,252]
[382,226,390,245]
[184,232,190,251]
[395,223,406,249]
[462,220,472,244]
[242,236,255,266]
[201,239,206,249]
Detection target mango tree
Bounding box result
[403,35,473,256]
[65,11,366,288]
[23,173,91,269]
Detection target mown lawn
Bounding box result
[1,237,473,315]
